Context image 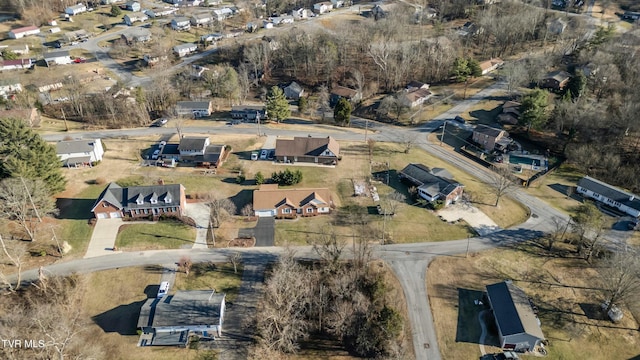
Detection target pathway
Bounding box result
[84,218,123,258]
[185,202,211,249]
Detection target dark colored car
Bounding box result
[454,115,466,123]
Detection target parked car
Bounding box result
[454,115,466,123]
[268,150,275,160]
[260,149,268,160]
[151,149,160,160]
[150,118,168,127]
[73,57,86,63]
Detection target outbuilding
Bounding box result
[8,25,40,39]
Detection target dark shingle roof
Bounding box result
[578,176,640,211]
[473,124,505,138]
[176,101,211,110]
[56,139,99,154]
[91,183,182,212]
[486,281,544,339]
[399,163,461,197]
[275,136,339,157]
[152,291,225,327]
[44,50,70,59]
[178,137,209,151]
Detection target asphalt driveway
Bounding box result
[238,217,275,247]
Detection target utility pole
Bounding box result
[440,121,446,146]
[51,225,62,257]
[466,235,470,258]
[256,112,261,136]
[364,118,368,142]
[61,107,69,132]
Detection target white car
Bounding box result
[260,150,268,160]
[151,149,160,160]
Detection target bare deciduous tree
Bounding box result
[598,250,640,318]
[206,193,237,228]
[0,234,26,291]
[307,225,345,270]
[241,203,253,219]
[178,256,192,275]
[0,178,57,241]
[228,252,242,274]
[487,166,519,207]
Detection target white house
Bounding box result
[176,100,212,117]
[330,0,344,8]
[173,43,197,57]
[171,17,191,31]
[291,8,311,19]
[137,291,226,347]
[270,15,294,25]
[313,2,333,14]
[8,26,40,39]
[0,59,32,71]
[44,51,72,66]
[56,138,105,167]
[213,8,234,20]
[191,13,214,26]
[50,27,61,33]
[263,21,274,29]
[145,7,177,18]
[178,137,210,156]
[125,1,141,11]
[124,12,148,26]
[479,58,504,75]
[65,4,87,16]
[577,176,640,218]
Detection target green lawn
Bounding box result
[115,219,196,250]
[174,263,244,302]
[57,184,106,256]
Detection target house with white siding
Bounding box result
[577,176,640,218]
[65,4,87,15]
[8,26,40,39]
[56,138,105,167]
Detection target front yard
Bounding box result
[115,219,196,250]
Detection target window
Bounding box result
[306,208,313,213]
[283,208,291,214]
[150,199,158,204]
[102,203,107,207]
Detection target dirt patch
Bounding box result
[229,237,256,247]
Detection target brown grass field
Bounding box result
[427,242,640,360]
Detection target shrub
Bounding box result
[431,199,445,210]
[95,177,107,185]
[236,174,246,184]
[255,171,264,185]
[271,168,302,186]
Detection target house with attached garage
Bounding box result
[399,82,432,108]
[275,136,340,165]
[56,138,104,167]
[577,176,640,218]
[230,105,267,121]
[65,4,87,15]
[173,43,197,57]
[91,182,186,219]
[44,50,72,66]
[479,58,504,75]
[8,26,40,39]
[137,290,225,346]
[121,28,151,44]
[486,280,545,352]
[124,12,148,26]
[399,163,464,206]
[145,7,177,18]
[178,136,210,158]
[253,184,333,218]
[176,100,212,117]
[472,124,511,152]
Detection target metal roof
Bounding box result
[486,281,544,339]
[578,176,640,211]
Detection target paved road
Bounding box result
[238,217,275,247]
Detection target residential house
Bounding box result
[330,0,344,8]
[213,8,234,21]
[144,7,177,18]
[486,281,545,352]
[202,0,222,6]
[398,163,464,206]
[195,144,226,168]
[177,136,210,158]
[56,138,105,167]
[498,101,521,125]
[171,17,191,31]
[399,87,432,108]
[124,12,148,26]
[64,29,90,43]
[230,105,267,121]
[540,70,571,91]
[44,51,72,66]
[143,53,168,66]
[8,26,40,39]
[406,80,429,92]
[506,152,548,172]
[472,124,510,152]
[284,81,304,100]
[457,21,483,36]
[576,176,640,218]
[313,2,333,14]
[329,85,361,106]
[121,28,151,44]
[253,184,333,218]
[137,290,225,346]
[548,18,567,35]
[190,65,209,78]
[176,100,212,117]
[191,13,214,26]
[65,4,87,15]
[163,0,183,4]
[201,33,223,42]
[173,43,198,57]
[275,136,340,165]
[291,8,311,19]
[125,1,141,11]
[0,59,32,71]
[270,15,294,25]
[0,82,22,99]
[479,58,504,75]
[102,0,124,4]
[50,27,61,34]
[370,4,386,19]
[91,182,187,219]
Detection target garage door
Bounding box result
[96,213,107,219]
[110,212,122,218]
[255,210,275,217]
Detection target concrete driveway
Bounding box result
[84,218,124,258]
[438,202,502,236]
[184,202,211,249]
[238,217,275,247]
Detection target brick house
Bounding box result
[275,136,340,165]
[399,163,464,206]
[91,182,186,219]
[253,184,333,218]
[472,124,510,152]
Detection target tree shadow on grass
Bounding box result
[92,300,147,335]
[55,198,95,220]
[455,288,487,344]
[229,189,253,214]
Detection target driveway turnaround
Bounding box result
[185,202,211,249]
[438,202,502,236]
[84,218,124,258]
[238,217,275,247]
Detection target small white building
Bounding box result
[56,138,105,167]
[577,176,640,218]
[124,12,148,26]
[171,17,191,31]
[173,43,198,57]
[271,15,294,25]
[330,0,344,8]
[144,7,177,18]
[291,8,311,19]
[44,50,72,66]
[313,2,333,14]
[65,4,87,16]
[263,20,274,29]
[125,1,141,11]
[50,27,61,33]
[191,13,214,26]
[213,7,233,21]
[8,26,40,39]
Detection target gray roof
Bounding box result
[44,50,70,59]
[152,291,225,328]
[202,145,225,163]
[399,163,461,197]
[285,81,303,93]
[91,182,183,212]
[172,16,190,23]
[173,43,197,52]
[177,101,210,110]
[486,281,545,339]
[56,139,99,154]
[178,137,208,151]
[578,176,640,211]
[473,124,505,138]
